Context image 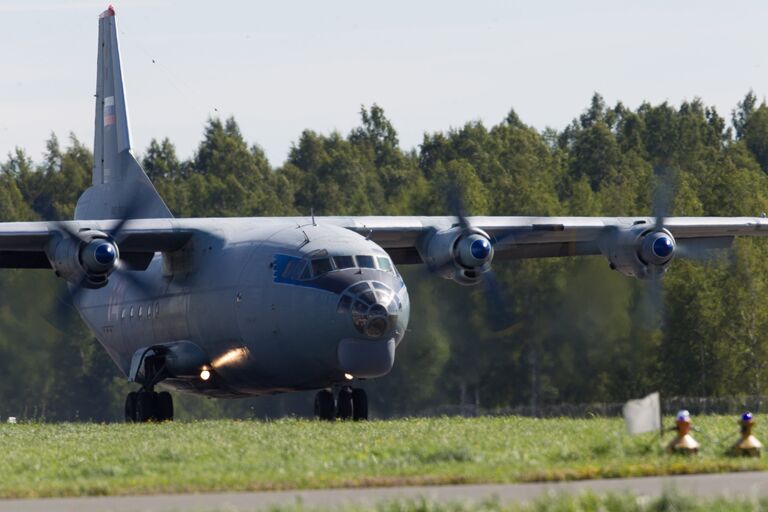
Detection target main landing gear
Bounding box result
[125,390,174,422]
[124,352,174,422]
[314,386,368,421]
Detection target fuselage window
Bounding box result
[138,306,143,319]
[357,255,376,269]
[121,309,126,320]
[155,303,160,317]
[130,307,134,319]
[333,255,356,269]
[147,304,152,319]
[377,256,394,273]
[311,257,333,277]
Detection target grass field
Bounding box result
[0,415,765,498]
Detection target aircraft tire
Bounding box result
[157,391,174,422]
[135,391,157,422]
[352,388,368,421]
[336,386,353,420]
[314,390,335,421]
[124,391,138,422]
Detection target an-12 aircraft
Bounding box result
[2,6,767,422]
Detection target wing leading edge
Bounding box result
[0,221,192,269]
[319,215,768,263]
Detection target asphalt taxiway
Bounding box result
[2,471,766,511]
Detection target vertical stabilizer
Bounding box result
[75,5,172,220]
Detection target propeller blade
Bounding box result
[43,276,88,335]
[448,186,471,230]
[109,198,145,244]
[51,220,87,243]
[481,269,517,332]
[114,262,154,296]
[638,276,665,330]
[676,238,734,262]
[652,166,674,231]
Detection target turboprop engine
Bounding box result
[47,230,120,289]
[601,226,676,279]
[421,226,494,285]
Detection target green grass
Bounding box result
[0,416,765,498]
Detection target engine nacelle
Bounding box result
[47,230,120,288]
[128,341,209,383]
[601,227,676,279]
[421,226,494,285]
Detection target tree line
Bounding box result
[2,92,768,420]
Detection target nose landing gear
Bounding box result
[314,386,368,421]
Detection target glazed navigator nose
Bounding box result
[336,281,402,339]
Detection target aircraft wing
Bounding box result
[0,221,193,269]
[321,215,768,264]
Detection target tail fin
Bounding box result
[75,5,172,221]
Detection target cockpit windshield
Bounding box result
[333,255,356,269]
[377,256,394,273]
[357,255,376,269]
[281,251,397,281]
[311,258,333,276]
[286,254,397,280]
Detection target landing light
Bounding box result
[344,373,354,381]
[200,369,211,381]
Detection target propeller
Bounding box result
[635,166,675,329]
[47,198,155,321]
[444,189,518,332]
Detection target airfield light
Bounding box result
[344,373,354,381]
[731,412,763,457]
[200,369,211,381]
[666,409,699,455]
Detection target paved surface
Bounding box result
[2,472,767,511]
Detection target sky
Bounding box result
[1,0,767,167]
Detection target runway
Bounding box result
[2,471,766,511]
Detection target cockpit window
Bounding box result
[282,260,303,279]
[377,256,394,273]
[299,263,311,280]
[333,255,356,269]
[357,255,376,269]
[311,257,333,276]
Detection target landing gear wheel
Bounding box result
[336,386,353,420]
[135,391,157,422]
[157,391,174,422]
[314,390,335,421]
[124,391,137,422]
[352,388,368,421]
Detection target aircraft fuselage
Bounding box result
[75,219,411,397]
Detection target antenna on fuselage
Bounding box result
[299,230,310,248]
[311,207,316,226]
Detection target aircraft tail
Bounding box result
[75,5,173,221]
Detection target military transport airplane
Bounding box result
[2,6,767,422]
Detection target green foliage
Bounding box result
[2,95,768,420]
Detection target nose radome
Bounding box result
[336,281,401,339]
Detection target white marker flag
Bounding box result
[622,392,661,435]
